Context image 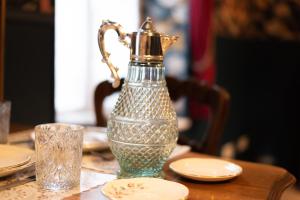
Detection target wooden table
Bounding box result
[66,152,295,200]
[7,125,296,199]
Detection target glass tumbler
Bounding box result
[0,101,11,144]
[35,123,84,190]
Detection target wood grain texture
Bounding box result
[65,152,295,200]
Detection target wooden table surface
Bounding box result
[65,152,295,200]
[8,124,295,199]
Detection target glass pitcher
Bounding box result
[98,17,178,178]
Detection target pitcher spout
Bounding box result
[161,35,178,55]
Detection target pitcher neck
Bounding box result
[126,62,166,84]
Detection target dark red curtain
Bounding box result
[189,0,215,119]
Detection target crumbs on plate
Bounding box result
[105,182,145,199]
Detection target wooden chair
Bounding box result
[94,77,230,155]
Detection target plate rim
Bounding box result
[0,157,35,177]
[0,145,35,177]
[0,144,34,170]
[101,177,189,200]
[0,155,31,171]
[169,157,243,182]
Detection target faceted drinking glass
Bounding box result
[35,123,84,190]
[0,101,11,144]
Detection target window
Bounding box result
[55,0,140,124]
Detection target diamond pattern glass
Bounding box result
[35,123,84,190]
[108,65,178,178]
[0,101,11,144]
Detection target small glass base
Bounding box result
[38,180,79,191]
[117,170,165,179]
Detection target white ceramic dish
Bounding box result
[169,158,243,182]
[81,127,109,152]
[0,145,32,169]
[169,145,191,159]
[101,177,189,200]
[31,126,109,152]
[0,145,35,177]
[0,156,35,177]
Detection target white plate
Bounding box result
[82,127,109,152]
[101,177,189,200]
[0,145,32,170]
[0,156,35,177]
[30,126,109,152]
[0,145,35,177]
[169,158,243,182]
[169,145,191,159]
[177,117,192,132]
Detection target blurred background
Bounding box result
[1,0,300,192]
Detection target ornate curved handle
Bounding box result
[98,20,131,88]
